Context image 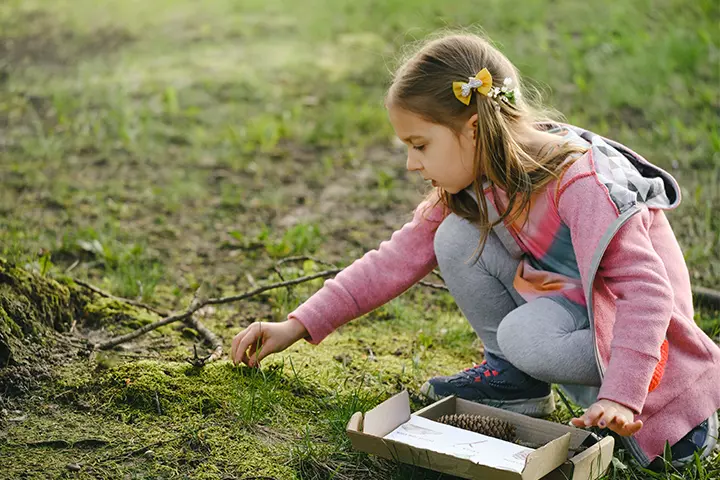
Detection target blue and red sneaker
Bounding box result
[419,352,555,417]
[669,412,719,469]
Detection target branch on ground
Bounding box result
[93,269,342,351]
[184,314,223,364]
[73,278,170,317]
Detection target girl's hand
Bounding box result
[230,318,308,368]
[571,399,643,436]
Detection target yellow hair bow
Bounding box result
[452,68,493,105]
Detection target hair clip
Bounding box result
[453,70,520,108]
[452,68,492,105]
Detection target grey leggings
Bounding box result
[434,213,602,387]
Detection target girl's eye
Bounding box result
[413,145,425,151]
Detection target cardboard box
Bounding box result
[346,390,614,480]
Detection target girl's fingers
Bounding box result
[583,404,605,426]
[570,403,643,437]
[614,418,643,436]
[605,412,643,437]
[596,408,617,429]
[570,417,586,427]
[248,343,265,367]
[247,335,265,367]
[253,338,276,365]
[624,420,643,436]
[236,326,262,366]
[231,329,246,365]
[613,415,627,428]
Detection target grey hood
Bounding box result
[561,124,681,213]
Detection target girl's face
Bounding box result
[388,106,477,194]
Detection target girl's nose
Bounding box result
[406,153,422,172]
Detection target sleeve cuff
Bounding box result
[597,346,660,414]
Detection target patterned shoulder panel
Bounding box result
[591,136,672,213]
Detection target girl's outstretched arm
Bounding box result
[288,193,447,345]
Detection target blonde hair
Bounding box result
[386,32,587,258]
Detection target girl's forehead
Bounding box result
[388,106,440,136]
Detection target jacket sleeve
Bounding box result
[558,175,674,414]
[288,198,447,345]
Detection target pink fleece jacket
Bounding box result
[287,128,720,465]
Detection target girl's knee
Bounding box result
[496,311,532,367]
[435,215,519,282]
[433,213,480,268]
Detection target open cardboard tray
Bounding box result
[346,390,614,480]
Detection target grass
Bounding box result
[0,0,719,478]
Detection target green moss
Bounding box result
[0,258,75,364]
[81,296,158,331]
[2,354,393,478]
[0,408,300,479]
[181,327,200,339]
[0,258,162,365]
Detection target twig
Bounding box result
[275,255,339,269]
[204,269,341,306]
[418,280,448,291]
[73,278,169,316]
[64,259,80,274]
[94,269,341,351]
[431,269,444,282]
[95,310,194,350]
[279,256,447,292]
[185,344,212,367]
[185,313,224,365]
[272,265,294,303]
[555,386,580,419]
[693,286,720,310]
[51,331,88,347]
[90,434,180,466]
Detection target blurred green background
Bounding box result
[0,0,718,478]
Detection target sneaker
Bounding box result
[669,411,719,469]
[419,352,555,417]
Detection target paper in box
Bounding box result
[346,390,614,480]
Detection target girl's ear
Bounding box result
[465,114,479,144]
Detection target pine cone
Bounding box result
[437,414,516,442]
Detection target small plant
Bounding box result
[263,223,324,258]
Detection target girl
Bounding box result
[231,33,720,469]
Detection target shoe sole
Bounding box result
[420,381,556,417]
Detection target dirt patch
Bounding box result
[0,10,134,70]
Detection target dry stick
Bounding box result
[272,265,294,304]
[203,268,342,307]
[94,269,342,351]
[87,253,720,353]
[273,256,340,304]
[431,268,444,282]
[185,314,223,363]
[419,280,448,291]
[73,278,170,317]
[694,286,720,310]
[275,255,338,269]
[95,309,194,350]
